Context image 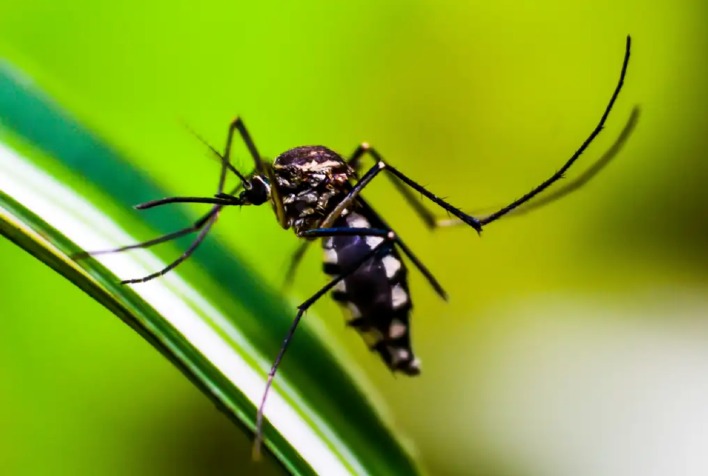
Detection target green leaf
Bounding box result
[0,63,422,475]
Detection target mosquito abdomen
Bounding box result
[322,211,421,375]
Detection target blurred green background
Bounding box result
[1,1,707,475]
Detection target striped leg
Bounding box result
[318,157,483,232]
[346,36,632,229]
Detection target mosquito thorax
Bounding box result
[272,145,355,233]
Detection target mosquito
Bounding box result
[76,36,632,456]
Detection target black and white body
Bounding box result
[325,207,419,375]
[272,145,421,374]
[76,37,632,458]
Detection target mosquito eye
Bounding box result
[244,177,270,205]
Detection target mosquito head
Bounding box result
[235,175,271,206]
